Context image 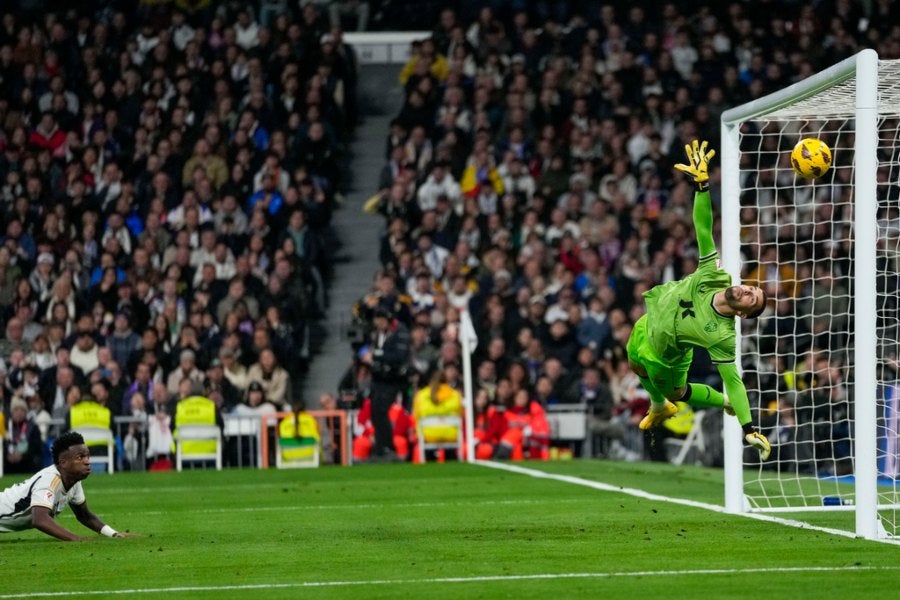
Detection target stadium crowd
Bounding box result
[2,0,897,473]
[0,0,358,471]
[346,0,900,468]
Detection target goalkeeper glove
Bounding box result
[675,139,716,191]
[745,431,771,461]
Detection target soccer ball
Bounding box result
[791,138,832,179]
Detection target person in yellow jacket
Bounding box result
[277,402,321,467]
[412,367,463,460]
[172,379,223,461]
[398,38,448,85]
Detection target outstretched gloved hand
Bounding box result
[675,139,716,191]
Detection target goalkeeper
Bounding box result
[626,140,771,460]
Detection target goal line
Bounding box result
[473,460,900,546]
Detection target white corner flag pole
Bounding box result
[459,310,478,463]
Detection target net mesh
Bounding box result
[734,60,900,535]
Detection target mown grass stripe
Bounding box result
[2,565,898,598]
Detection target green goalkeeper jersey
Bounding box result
[633,186,754,427]
[643,252,736,366]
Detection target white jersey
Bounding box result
[0,465,85,532]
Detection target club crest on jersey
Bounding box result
[704,321,718,333]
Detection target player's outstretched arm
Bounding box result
[675,140,717,259]
[71,501,141,538]
[715,362,752,426]
[718,362,772,460]
[32,506,90,541]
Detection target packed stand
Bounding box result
[346,0,900,465]
[0,1,358,471]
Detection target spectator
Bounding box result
[330,1,370,32]
[106,311,141,372]
[204,357,241,413]
[0,317,30,361]
[246,348,290,409]
[29,112,66,157]
[234,380,278,416]
[216,277,260,327]
[69,330,100,376]
[363,307,410,460]
[417,160,459,213]
[26,333,55,370]
[4,396,43,474]
[166,349,204,397]
[121,390,148,470]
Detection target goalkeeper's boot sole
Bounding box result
[745,432,772,461]
[639,400,679,430]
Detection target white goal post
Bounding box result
[721,49,900,540]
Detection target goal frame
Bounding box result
[720,49,880,539]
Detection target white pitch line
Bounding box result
[2,566,898,598]
[474,460,900,546]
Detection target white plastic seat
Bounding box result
[665,409,707,466]
[174,425,222,471]
[416,415,463,463]
[74,426,115,474]
[275,439,320,468]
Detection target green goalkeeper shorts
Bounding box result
[626,315,693,396]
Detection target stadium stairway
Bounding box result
[300,64,404,407]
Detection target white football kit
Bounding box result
[0,465,85,532]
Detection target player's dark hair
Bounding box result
[51,431,85,464]
[745,289,769,319]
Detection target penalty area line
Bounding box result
[2,566,899,598]
[474,460,900,546]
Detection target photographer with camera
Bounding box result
[362,307,410,462]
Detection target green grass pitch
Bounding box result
[0,460,897,599]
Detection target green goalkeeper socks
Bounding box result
[639,378,735,416]
[683,383,726,409]
[684,383,752,425]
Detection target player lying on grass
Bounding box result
[626,140,771,460]
[0,431,140,541]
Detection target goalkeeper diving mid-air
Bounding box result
[627,140,772,460]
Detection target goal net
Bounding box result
[720,50,900,540]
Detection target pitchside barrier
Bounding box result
[343,31,430,65]
[24,411,351,473]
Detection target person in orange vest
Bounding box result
[351,398,415,463]
[351,398,376,461]
[472,388,507,460]
[391,403,416,462]
[497,387,550,460]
